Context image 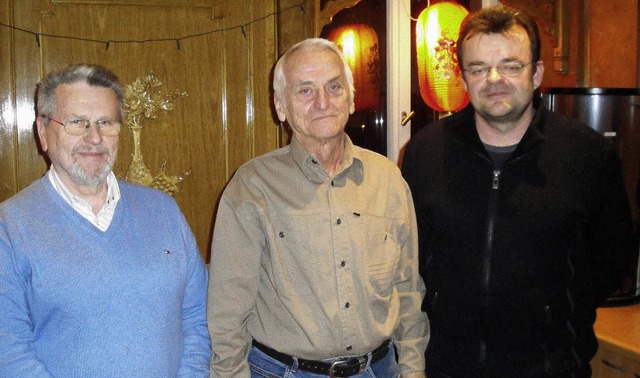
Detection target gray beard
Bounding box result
[68,161,113,187]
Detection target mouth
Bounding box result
[483,84,511,98]
[77,150,106,157]
[485,90,512,101]
[73,146,110,160]
[313,113,338,121]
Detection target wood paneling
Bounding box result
[0,0,17,203]
[504,0,638,88]
[0,0,298,261]
[584,0,638,87]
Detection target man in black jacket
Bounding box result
[401,5,636,377]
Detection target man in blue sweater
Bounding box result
[0,64,211,376]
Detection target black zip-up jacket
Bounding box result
[402,105,636,377]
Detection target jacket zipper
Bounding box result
[483,169,500,308]
[492,170,501,189]
[478,148,529,369]
[479,169,500,368]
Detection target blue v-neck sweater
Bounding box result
[0,177,210,377]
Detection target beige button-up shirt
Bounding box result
[207,135,428,377]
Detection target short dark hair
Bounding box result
[36,64,125,122]
[457,5,541,71]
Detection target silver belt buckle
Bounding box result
[328,355,368,377]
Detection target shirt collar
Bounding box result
[47,166,121,212]
[289,133,364,186]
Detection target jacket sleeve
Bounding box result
[207,191,264,377]
[0,223,52,377]
[587,144,637,306]
[401,140,429,287]
[392,180,429,378]
[176,209,212,377]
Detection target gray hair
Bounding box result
[272,38,355,103]
[36,64,125,122]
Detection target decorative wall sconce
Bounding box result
[416,0,469,115]
[328,23,381,112]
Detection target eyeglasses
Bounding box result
[462,61,534,79]
[43,115,121,136]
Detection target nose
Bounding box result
[83,123,104,144]
[486,66,502,81]
[314,88,330,110]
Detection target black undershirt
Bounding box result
[483,143,517,169]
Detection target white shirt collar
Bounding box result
[47,166,121,231]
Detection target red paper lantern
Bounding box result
[416,1,469,114]
[328,24,380,112]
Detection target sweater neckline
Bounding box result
[41,177,124,237]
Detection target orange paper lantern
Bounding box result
[328,24,380,112]
[416,1,469,114]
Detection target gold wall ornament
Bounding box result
[151,161,191,197]
[123,72,189,195]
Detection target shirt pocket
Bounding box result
[269,212,324,298]
[361,215,403,296]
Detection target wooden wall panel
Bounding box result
[0,1,17,203]
[584,0,638,87]
[6,3,49,194]
[220,4,253,177]
[249,1,279,158]
[0,0,286,261]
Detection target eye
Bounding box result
[295,87,316,101]
[501,65,523,74]
[65,119,90,130]
[96,119,113,127]
[67,119,84,125]
[327,82,344,94]
[465,66,489,76]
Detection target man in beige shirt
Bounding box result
[207,38,429,377]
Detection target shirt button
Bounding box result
[346,345,352,351]
[340,261,346,267]
[336,218,341,225]
[279,231,285,238]
[345,302,350,308]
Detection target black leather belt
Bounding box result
[252,339,389,377]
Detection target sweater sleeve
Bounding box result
[175,206,212,377]
[0,222,52,377]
